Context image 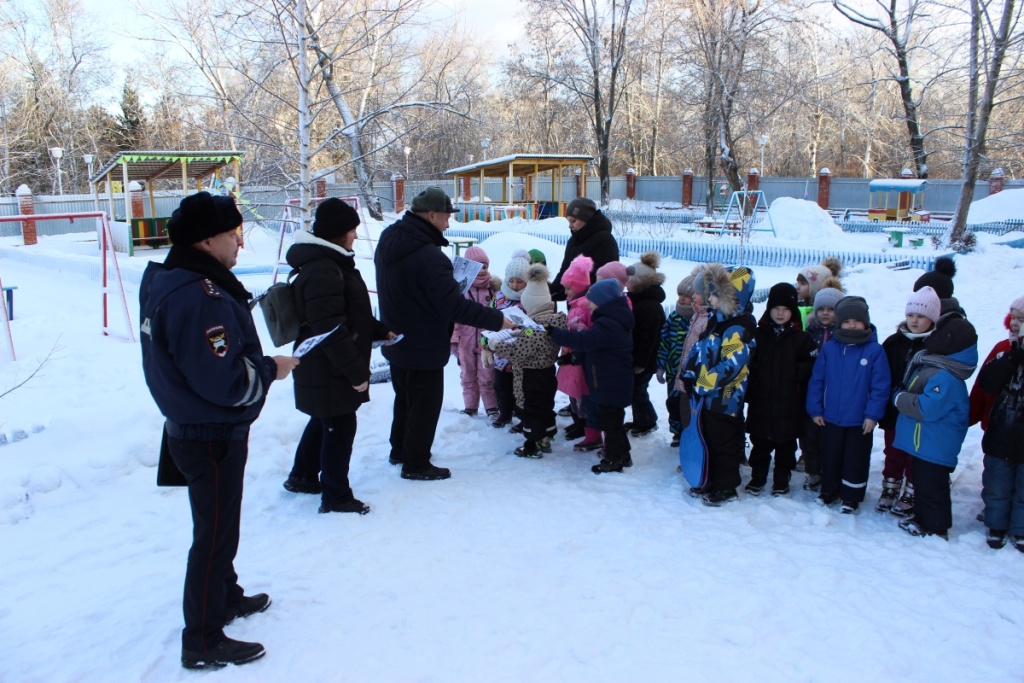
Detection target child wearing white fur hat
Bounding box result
[876,285,942,514]
[489,264,567,457]
[485,251,530,429]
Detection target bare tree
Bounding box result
[947,0,1024,246]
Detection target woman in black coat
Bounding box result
[283,199,392,514]
[550,197,620,302]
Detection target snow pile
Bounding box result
[768,197,847,242]
[966,188,1024,225]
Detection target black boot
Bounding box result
[182,637,266,670]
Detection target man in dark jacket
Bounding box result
[375,187,512,480]
[549,197,620,301]
[140,192,298,670]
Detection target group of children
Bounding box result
[451,246,1024,550]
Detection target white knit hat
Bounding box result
[518,264,552,316]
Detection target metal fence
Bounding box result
[1,175,1019,240]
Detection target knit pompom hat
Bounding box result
[813,277,845,312]
[1009,296,1024,315]
[587,278,622,308]
[905,286,941,324]
[914,255,956,299]
[528,249,546,265]
[626,251,666,292]
[519,264,552,316]
[560,255,594,296]
[596,262,629,289]
[463,245,489,266]
[504,254,530,284]
[798,257,842,300]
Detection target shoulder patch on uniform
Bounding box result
[206,325,229,357]
[200,279,222,298]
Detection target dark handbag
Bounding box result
[156,427,187,487]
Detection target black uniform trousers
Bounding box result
[598,404,632,464]
[493,368,516,420]
[389,365,444,470]
[168,436,247,653]
[630,369,658,429]
[291,413,358,505]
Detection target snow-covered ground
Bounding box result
[1,198,1023,682]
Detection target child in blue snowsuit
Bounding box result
[806,296,890,513]
[681,264,757,507]
[892,312,978,539]
[547,278,634,474]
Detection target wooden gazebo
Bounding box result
[88,150,244,251]
[444,154,592,221]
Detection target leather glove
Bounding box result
[656,368,666,384]
[556,352,573,367]
[482,349,495,368]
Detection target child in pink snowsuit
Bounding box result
[557,255,594,444]
[451,246,500,417]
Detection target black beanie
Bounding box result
[566,197,597,223]
[913,256,956,299]
[312,198,360,241]
[926,315,977,356]
[763,282,801,326]
[167,192,243,245]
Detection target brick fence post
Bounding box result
[130,181,145,219]
[461,176,471,201]
[314,178,327,199]
[392,173,405,213]
[575,170,585,199]
[682,168,693,207]
[16,184,36,246]
[989,167,1004,195]
[745,168,759,215]
[817,168,831,211]
[625,168,637,200]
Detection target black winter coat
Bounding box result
[547,295,634,407]
[628,285,666,373]
[374,212,504,369]
[287,232,389,417]
[978,350,1024,463]
[550,211,620,301]
[879,325,930,430]
[744,320,816,441]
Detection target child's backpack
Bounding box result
[254,270,302,347]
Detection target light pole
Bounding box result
[480,137,491,160]
[83,153,96,210]
[48,147,65,195]
[758,135,768,177]
[403,145,411,177]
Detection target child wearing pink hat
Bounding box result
[876,286,941,513]
[450,245,500,417]
[556,255,596,446]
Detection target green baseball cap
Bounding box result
[410,186,459,213]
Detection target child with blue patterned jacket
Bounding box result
[892,312,977,539]
[806,296,890,513]
[681,264,757,507]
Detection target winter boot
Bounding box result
[515,441,543,459]
[557,405,574,417]
[840,500,860,515]
[591,458,624,474]
[490,413,511,428]
[876,477,901,512]
[702,489,739,507]
[630,423,658,437]
[574,427,603,452]
[670,434,681,448]
[744,481,765,496]
[539,437,553,454]
[459,408,478,416]
[1011,535,1024,553]
[986,528,1008,549]
[564,421,585,440]
[890,482,915,518]
[803,474,821,491]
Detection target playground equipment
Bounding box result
[88,151,244,254]
[867,179,931,223]
[444,154,593,221]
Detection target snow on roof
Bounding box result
[445,154,593,175]
[868,179,928,192]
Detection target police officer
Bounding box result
[140,191,299,670]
